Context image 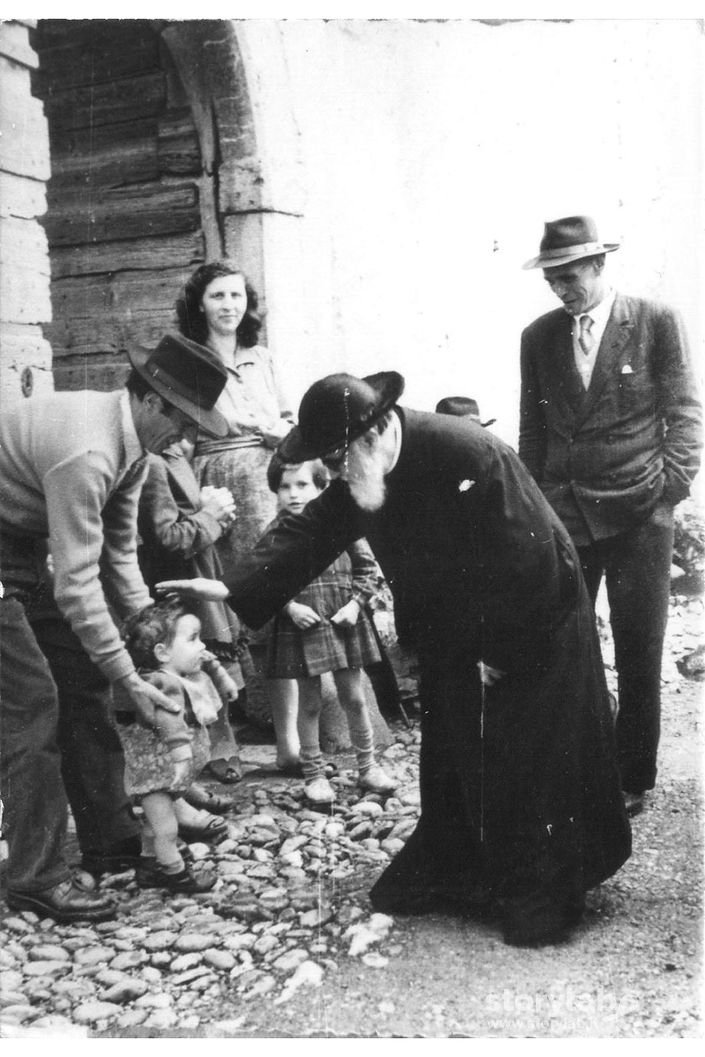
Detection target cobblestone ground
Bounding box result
[0,590,702,1039]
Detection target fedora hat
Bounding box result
[435,395,496,427]
[277,371,405,463]
[523,215,620,270]
[128,333,229,439]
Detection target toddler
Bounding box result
[118,598,237,892]
[138,438,244,786]
[266,459,396,805]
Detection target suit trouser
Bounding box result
[578,501,674,793]
[0,534,138,892]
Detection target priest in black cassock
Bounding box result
[159,370,631,947]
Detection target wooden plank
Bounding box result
[41,71,166,131]
[33,26,159,90]
[50,230,205,278]
[49,129,159,189]
[157,108,201,175]
[49,266,193,319]
[46,307,178,360]
[49,116,157,156]
[43,181,200,246]
[33,19,151,48]
[53,359,129,393]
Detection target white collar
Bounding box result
[577,288,616,329]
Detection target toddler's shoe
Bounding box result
[359,764,396,795]
[304,776,336,805]
[135,857,216,893]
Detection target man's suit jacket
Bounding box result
[519,294,702,545]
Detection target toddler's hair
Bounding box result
[267,455,330,494]
[123,596,188,670]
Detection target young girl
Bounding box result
[266,459,396,805]
[117,598,238,892]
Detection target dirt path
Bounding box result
[183,678,704,1039]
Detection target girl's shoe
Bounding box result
[304,776,336,805]
[359,764,396,795]
[178,813,229,845]
[203,756,243,784]
[182,782,235,814]
[135,858,216,893]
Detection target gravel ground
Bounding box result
[1,591,702,1039]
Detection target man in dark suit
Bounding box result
[519,215,702,818]
[158,370,632,947]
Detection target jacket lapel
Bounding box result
[577,294,634,425]
[547,312,583,426]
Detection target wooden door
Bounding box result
[32,20,210,390]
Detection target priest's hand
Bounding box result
[155,578,230,602]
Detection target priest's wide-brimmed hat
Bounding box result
[277,371,405,463]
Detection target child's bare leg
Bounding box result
[333,668,396,794]
[141,792,183,873]
[269,678,300,769]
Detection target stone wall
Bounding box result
[0,19,53,411]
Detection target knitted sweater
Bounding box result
[0,389,150,680]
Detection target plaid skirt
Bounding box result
[265,555,381,679]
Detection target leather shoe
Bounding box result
[182,783,235,814]
[6,876,116,923]
[135,857,216,893]
[623,791,646,818]
[178,814,229,844]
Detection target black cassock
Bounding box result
[228,408,631,940]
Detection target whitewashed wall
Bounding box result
[0,19,53,409]
[239,18,704,454]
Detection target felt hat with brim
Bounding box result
[435,395,496,427]
[277,371,405,463]
[523,215,620,270]
[128,333,229,439]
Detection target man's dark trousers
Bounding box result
[578,501,674,794]
[0,534,138,892]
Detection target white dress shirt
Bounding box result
[573,288,616,389]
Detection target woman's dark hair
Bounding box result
[267,456,330,494]
[175,260,263,348]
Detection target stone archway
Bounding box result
[30,18,273,392]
